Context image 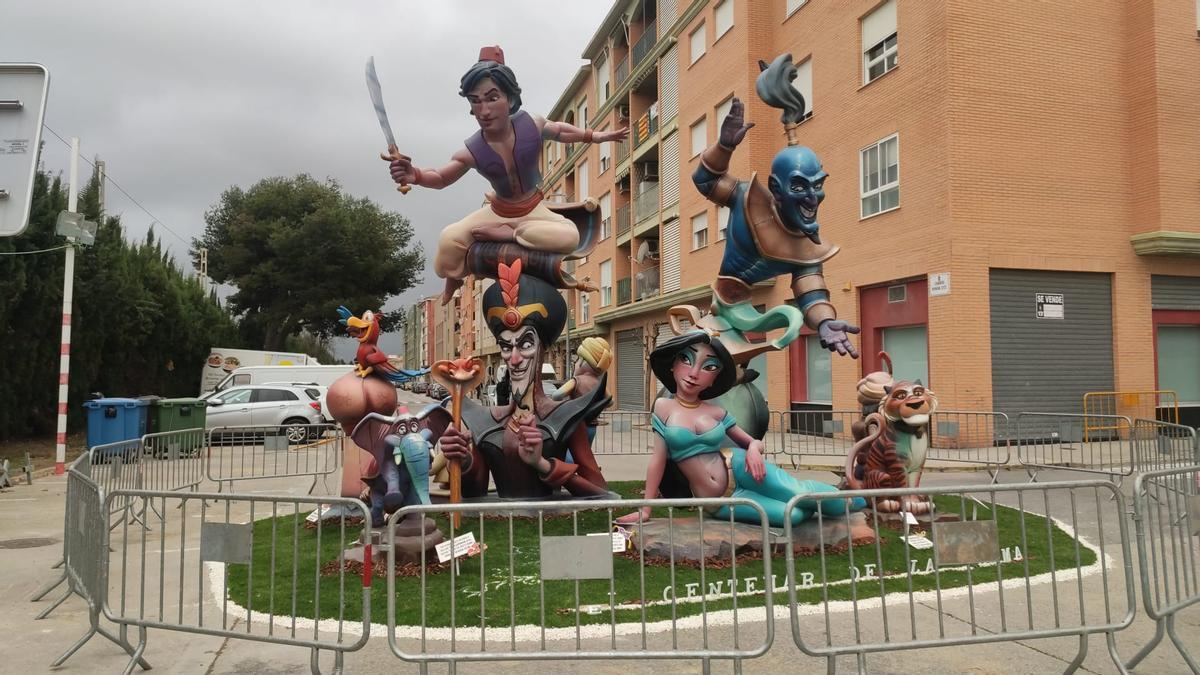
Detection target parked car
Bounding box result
[203,384,326,444]
[411,381,429,395]
[428,383,448,400]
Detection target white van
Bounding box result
[207,364,354,393]
[204,365,355,422]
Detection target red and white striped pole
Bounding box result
[54,137,79,475]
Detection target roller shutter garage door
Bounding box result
[989,270,1114,428]
[616,328,646,411]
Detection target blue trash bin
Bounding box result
[83,398,150,450]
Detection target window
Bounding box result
[579,291,591,324]
[882,325,928,385]
[599,192,612,240]
[860,134,899,218]
[598,128,612,173]
[596,56,611,105]
[805,334,832,401]
[220,389,253,404]
[791,57,813,118]
[714,0,734,39]
[1157,326,1200,403]
[253,388,298,403]
[787,0,808,16]
[231,374,250,386]
[689,22,707,64]
[690,117,707,157]
[717,205,729,241]
[691,212,709,250]
[577,159,589,200]
[862,0,898,84]
[715,96,734,128]
[577,101,588,131]
[599,260,613,306]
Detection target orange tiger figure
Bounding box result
[844,378,938,514]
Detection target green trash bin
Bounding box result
[152,398,208,455]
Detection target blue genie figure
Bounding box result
[691,54,859,359]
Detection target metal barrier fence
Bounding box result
[772,410,1011,475]
[207,423,342,494]
[385,497,773,672]
[1126,465,1200,672]
[51,454,151,671]
[1131,419,1199,475]
[1016,413,1135,482]
[772,409,859,467]
[103,489,372,675]
[784,480,1135,673]
[591,411,655,455]
[1084,390,1179,435]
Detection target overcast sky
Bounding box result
[2,1,611,361]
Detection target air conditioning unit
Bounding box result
[617,103,631,119]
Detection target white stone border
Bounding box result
[205,505,1113,643]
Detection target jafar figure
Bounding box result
[437,260,611,499]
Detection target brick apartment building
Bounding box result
[446,0,1200,423]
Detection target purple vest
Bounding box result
[465,110,543,199]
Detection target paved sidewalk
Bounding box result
[4,454,1197,673]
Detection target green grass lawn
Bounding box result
[224,482,1096,629]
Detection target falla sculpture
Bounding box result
[619,53,866,527]
[363,46,625,503]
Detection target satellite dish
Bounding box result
[635,240,655,264]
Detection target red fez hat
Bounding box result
[478,45,505,64]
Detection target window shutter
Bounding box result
[861,0,897,50]
[660,131,680,208]
[659,45,679,123]
[661,217,681,293]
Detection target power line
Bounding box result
[41,124,192,249]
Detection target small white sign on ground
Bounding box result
[0,63,49,238]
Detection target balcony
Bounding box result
[615,139,629,165]
[617,277,632,306]
[632,19,658,68]
[615,56,629,87]
[616,203,631,236]
[633,110,659,148]
[635,182,660,224]
[635,263,660,301]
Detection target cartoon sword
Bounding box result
[365,56,411,194]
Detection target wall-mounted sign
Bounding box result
[928,272,950,297]
[1036,293,1064,319]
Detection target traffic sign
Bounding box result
[0,63,49,238]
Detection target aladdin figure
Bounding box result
[387,46,628,302]
[436,260,611,498]
[691,54,859,359]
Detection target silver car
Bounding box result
[203,384,325,443]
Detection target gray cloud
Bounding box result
[2,0,610,361]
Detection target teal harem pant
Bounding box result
[709,447,867,528]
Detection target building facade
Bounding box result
[529,0,1200,422]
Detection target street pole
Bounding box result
[54,137,79,475]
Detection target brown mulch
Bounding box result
[617,547,765,570]
[320,557,451,579]
[304,516,366,530]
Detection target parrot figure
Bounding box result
[337,306,429,383]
